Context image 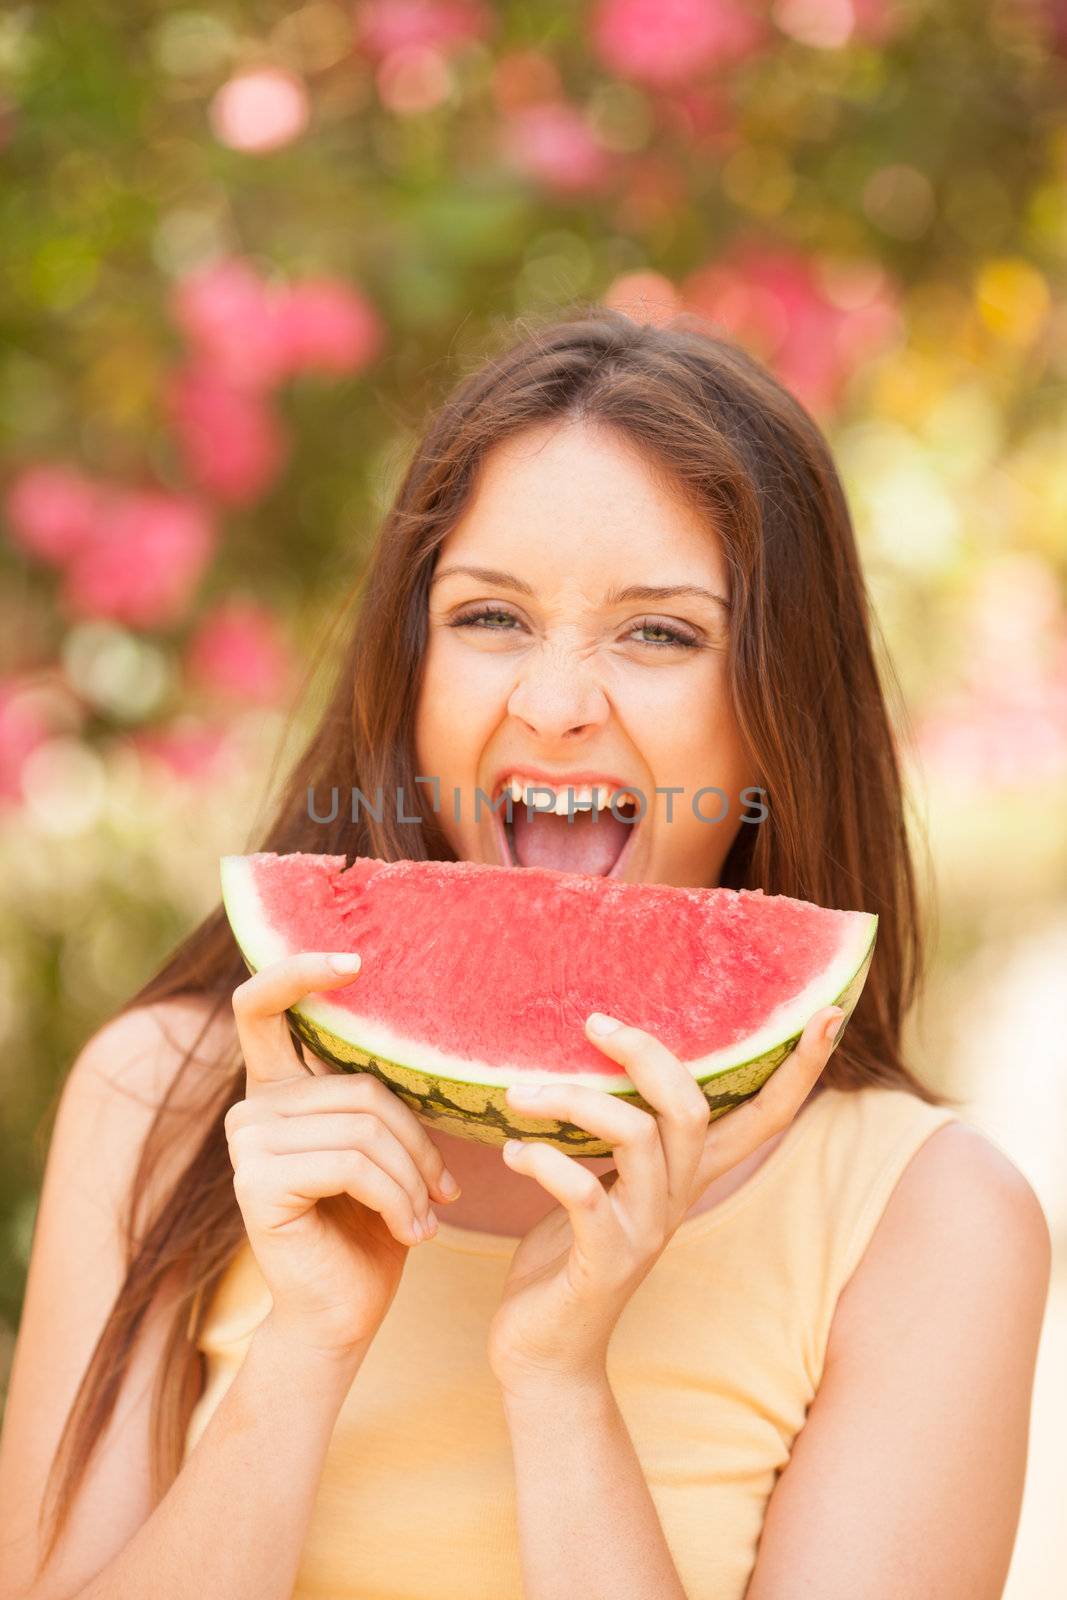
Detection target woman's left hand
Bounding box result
[487,1004,845,1400]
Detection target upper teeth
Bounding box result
[503,776,637,813]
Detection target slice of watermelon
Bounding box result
[220,853,877,1157]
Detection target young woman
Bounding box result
[0,308,1049,1600]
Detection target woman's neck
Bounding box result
[427,1114,798,1238]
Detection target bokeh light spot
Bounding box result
[209,68,311,153]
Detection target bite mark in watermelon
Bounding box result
[220,853,877,1157]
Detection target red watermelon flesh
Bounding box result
[221,852,876,1086]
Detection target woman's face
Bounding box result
[414,420,757,889]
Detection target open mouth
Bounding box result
[490,777,641,878]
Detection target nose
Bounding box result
[506,645,610,742]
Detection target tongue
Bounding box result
[511,806,632,875]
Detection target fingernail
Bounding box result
[438,1169,460,1199]
[508,1083,543,1099]
[327,952,361,974]
[824,1010,845,1042]
[423,1208,439,1235]
[587,1011,621,1035]
[503,1138,522,1157]
[411,1217,425,1241]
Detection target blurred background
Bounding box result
[1,2,1065,1591]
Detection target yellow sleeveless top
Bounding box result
[183,1084,956,1599]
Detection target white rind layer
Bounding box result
[220,854,877,1094]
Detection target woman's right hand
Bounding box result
[226,951,459,1366]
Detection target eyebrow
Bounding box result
[431,565,730,611]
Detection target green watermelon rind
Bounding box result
[220,854,877,1159]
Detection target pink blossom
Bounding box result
[171,259,386,390]
[186,598,292,704]
[5,465,217,630]
[683,244,900,414]
[61,490,216,630]
[355,0,492,58]
[168,263,382,502]
[4,465,105,566]
[850,0,909,45]
[501,102,613,197]
[171,259,289,391]
[132,718,237,784]
[168,363,289,506]
[274,279,385,376]
[590,0,764,87]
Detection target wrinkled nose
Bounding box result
[506,647,610,742]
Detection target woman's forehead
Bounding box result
[441,421,727,588]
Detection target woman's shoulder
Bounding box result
[780,1083,1048,1317]
[826,1094,1051,1361]
[743,1105,1050,1600]
[812,1078,1047,1233]
[62,993,238,1216]
[70,991,237,1111]
[870,1114,1051,1271]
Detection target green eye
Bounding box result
[631,619,699,649]
[446,609,700,648]
[449,606,522,631]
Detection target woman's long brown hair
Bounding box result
[35,303,940,1574]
